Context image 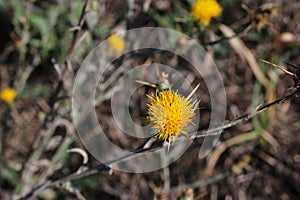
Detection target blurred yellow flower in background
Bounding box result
[108,34,125,53]
[147,90,195,149]
[0,88,17,103]
[191,0,222,26]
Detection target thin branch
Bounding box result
[204,34,241,46]
[19,0,90,196]
[19,90,299,199]
[66,0,90,62]
[19,140,161,200]
[194,91,299,138]
[168,171,231,194]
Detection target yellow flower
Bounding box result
[191,0,222,26]
[147,90,195,148]
[0,88,17,103]
[108,34,125,53]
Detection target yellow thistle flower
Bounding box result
[0,88,17,103]
[191,0,222,26]
[108,34,125,53]
[147,90,195,149]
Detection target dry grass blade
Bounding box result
[218,24,269,88]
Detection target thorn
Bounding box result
[167,141,171,153]
[135,80,157,88]
[146,94,152,99]
[187,83,200,100]
[192,99,201,113]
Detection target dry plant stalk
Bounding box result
[20,60,300,199]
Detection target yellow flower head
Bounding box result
[147,90,195,145]
[191,0,222,26]
[108,34,125,53]
[0,88,17,103]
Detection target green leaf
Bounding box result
[0,163,17,183]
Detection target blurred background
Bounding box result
[0,0,299,199]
